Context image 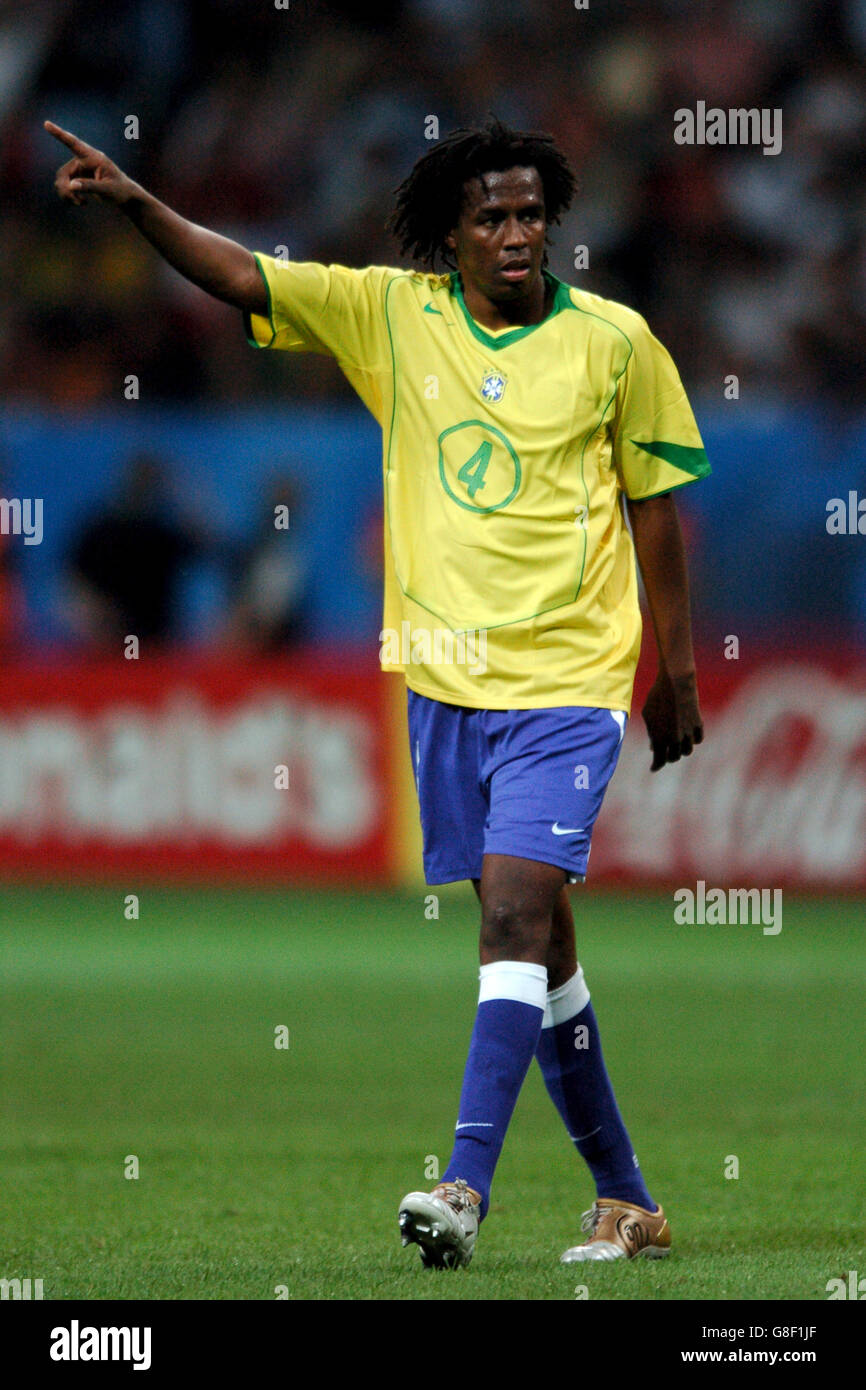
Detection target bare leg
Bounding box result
[472,867,576,988]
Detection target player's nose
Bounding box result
[503,217,529,248]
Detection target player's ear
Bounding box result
[444,229,457,252]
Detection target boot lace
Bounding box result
[580,1203,603,1235]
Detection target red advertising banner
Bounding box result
[0,652,394,882]
[592,642,866,889]
[1,645,864,888]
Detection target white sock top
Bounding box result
[541,965,591,1029]
[478,959,548,1008]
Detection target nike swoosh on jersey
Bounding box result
[423,302,444,315]
[552,822,585,835]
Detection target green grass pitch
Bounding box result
[2,884,864,1301]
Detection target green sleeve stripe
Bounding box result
[242,253,276,348]
[629,439,711,477]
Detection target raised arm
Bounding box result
[44,121,266,315]
[626,491,704,772]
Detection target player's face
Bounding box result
[446,167,547,306]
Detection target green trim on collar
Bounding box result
[449,269,574,350]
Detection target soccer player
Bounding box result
[46,116,709,1269]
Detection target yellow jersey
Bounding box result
[245,256,710,712]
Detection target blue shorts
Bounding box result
[407,691,627,886]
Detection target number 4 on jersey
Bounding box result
[457,440,492,499]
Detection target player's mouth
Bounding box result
[499,261,531,281]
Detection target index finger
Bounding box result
[44,120,92,157]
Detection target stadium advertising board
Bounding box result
[0,647,863,888]
[0,654,392,882]
[593,644,866,889]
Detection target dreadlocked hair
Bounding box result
[388,117,576,272]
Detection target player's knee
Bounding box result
[480,897,548,957]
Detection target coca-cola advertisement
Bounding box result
[593,644,866,889]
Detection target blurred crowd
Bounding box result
[0,445,313,655]
[1,0,865,655]
[64,452,311,651]
[2,0,865,408]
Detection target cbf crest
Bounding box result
[480,368,507,404]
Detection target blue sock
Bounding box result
[535,968,655,1210]
[442,960,547,1219]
